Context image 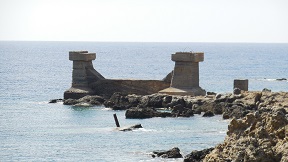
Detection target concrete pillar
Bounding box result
[69,51,96,87]
[234,79,248,91]
[159,52,206,96]
[64,51,104,99]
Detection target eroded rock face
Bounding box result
[204,108,288,162]
[184,147,214,162]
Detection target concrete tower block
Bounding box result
[159,52,206,96]
[234,79,248,91]
[64,51,104,99]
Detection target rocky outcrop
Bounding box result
[184,147,214,162]
[125,108,172,119]
[152,147,183,158]
[204,107,288,162]
[63,95,105,106]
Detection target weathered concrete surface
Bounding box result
[91,79,170,97]
[159,52,206,96]
[234,79,249,91]
[64,51,207,99]
[64,51,105,99]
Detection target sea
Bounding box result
[0,41,287,161]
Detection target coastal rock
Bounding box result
[63,95,105,105]
[233,88,241,95]
[202,110,214,117]
[152,147,183,158]
[184,147,214,162]
[49,99,63,103]
[204,107,288,162]
[125,107,172,119]
[207,92,216,95]
[125,108,156,119]
[139,94,166,108]
[276,78,287,81]
[103,92,142,110]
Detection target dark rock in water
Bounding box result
[213,102,224,115]
[166,97,186,108]
[79,95,105,105]
[140,94,165,108]
[276,78,287,81]
[63,95,105,106]
[172,104,185,113]
[49,99,63,103]
[152,147,183,158]
[233,88,241,95]
[262,88,272,92]
[222,112,230,119]
[125,108,155,119]
[215,93,222,99]
[182,109,194,117]
[63,98,78,105]
[117,124,143,131]
[103,92,141,110]
[192,104,202,114]
[184,147,214,162]
[202,110,214,117]
[162,95,172,107]
[207,91,217,95]
[125,108,172,119]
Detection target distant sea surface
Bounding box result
[0,41,287,161]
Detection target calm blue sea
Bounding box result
[0,41,287,161]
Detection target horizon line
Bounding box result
[1,40,288,44]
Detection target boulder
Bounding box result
[63,95,105,106]
[152,147,183,158]
[125,108,156,119]
[233,88,241,95]
[103,92,141,110]
[139,94,165,108]
[202,110,214,117]
[184,147,214,162]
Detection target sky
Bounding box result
[0,0,288,42]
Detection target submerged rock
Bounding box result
[117,124,143,131]
[49,99,63,103]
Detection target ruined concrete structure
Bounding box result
[159,52,206,96]
[64,51,206,99]
[234,79,249,91]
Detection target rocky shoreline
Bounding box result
[55,90,288,161]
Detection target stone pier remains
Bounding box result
[159,52,206,96]
[64,51,206,99]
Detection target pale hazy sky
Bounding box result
[0,0,288,42]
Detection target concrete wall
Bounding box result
[91,79,170,97]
